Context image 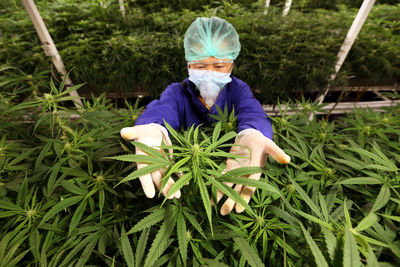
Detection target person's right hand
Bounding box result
[120,123,181,199]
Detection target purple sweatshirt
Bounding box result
[135,77,273,139]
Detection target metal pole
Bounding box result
[264,0,271,15]
[21,0,83,108]
[314,0,376,106]
[118,0,126,18]
[309,0,376,120]
[282,0,292,17]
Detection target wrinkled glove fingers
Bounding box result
[235,172,261,213]
[221,184,244,216]
[263,138,291,164]
[150,169,179,199]
[235,185,256,213]
[210,182,234,206]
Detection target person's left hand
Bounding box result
[216,129,291,215]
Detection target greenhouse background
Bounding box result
[0,0,399,266]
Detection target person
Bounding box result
[120,17,290,215]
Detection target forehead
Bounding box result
[195,56,231,64]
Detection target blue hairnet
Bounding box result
[184,17,241,62]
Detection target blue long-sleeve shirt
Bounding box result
[135,77,273,139]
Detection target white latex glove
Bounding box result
[120,123,181,199]
[217,129,290,215]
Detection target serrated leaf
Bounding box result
[205,131,237,152]
[288,176,322,218]
[182,210,206,239]
[339,177,382,185]
[206,175,255,217]
[29,228,40,261]
[299,224,329,267]
[344,227,360,267]
[370,184,390,213]
[144,214,176,266]
[108,154,168,164]
[321,227,337,261]
[163,172,192,202]
[354,213,377,232]
[212,122,222,143]
[217,175,280,197]
[39,196,84,227]
[127,207,166,234]
[68,199,87,236]
[198,176,213,233]
[115,162,168,187]
[135,228,150,267]
[379,213,400,222]
[177,211,188,264]
[130,141,164,157]
[233,238,264,267]
[295,209,334,230]
[121,226,135,267]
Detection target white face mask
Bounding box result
[188,69,232,107]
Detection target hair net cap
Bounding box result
[184,17,241,62]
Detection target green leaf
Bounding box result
[163,172,192,202]
[379,213,400,223]
[344,200,352,227]
[29,229,40,262]
[35,142,52,170]
[321,227,337,261]
[130,141,164,157]
[217,175,280,197]
[299,224,329,267]
[205,131,236,152]
[160,156,190,193]
[233,238,264,267]
[121,226,135,267]
[75,232,101,267]
[354,213,378,232]
[135,228,150,267]
[177,211,188,264]
[60,232,99,267]
[343,227,360,267]
[182,210,206,239]
[206,175,255,217]
[0,199,24,212]
[370,184,390,213]
[295,209,334,230]
[212,121,222,143]
[108,154,168,164]
[202,258,231,267]
[144,214,176,266]
[198,176,213,233]
[366,247,379,267]
[339,177,383,185]
[127,207,166,234]
[68,199,87,236]
[39,196,84,227]
[115,162,168,187]
[16,177,28,208]
[288,176,322,218]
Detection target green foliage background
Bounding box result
[0,69,399,265]
[0,0,399,102]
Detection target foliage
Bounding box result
[1,1,399,102]
[1,73,400,265]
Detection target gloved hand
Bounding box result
[120,123,181,199]
[216,129,290,215]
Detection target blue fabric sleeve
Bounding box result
[135,83,182,131]
[232,82,273,139]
